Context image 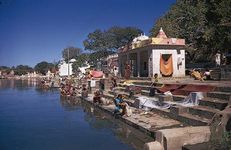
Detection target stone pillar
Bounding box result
[118,55,122,77]
[103,78,111,91]
[148,49,152,78]
[137,51,140,77]
[127,53,130,63]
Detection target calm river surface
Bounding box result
[0,79,153,150]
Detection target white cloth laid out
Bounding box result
[176,92,204,106]
[136,96,171,110]
[136,92,204,110]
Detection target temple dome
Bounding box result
[132,33,149,43]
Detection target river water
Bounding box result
[0,79,153,150]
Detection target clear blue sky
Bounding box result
[0,0,175,67]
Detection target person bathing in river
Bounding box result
[60,85,66,96]
[113,94,127,116]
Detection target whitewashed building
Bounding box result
[118,28,186,78]
[106,54,119,76]
[58,59,76,77]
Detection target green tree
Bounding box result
[14,65,34,76]
[83,26,142,65]
[72,53,89,73]
[83,26,142,52]
[150,0,208,62]
[0,66,11,74]
[88,50,115,65]
[150,0,231,63]
[107,26,143,50]
[204,0,231,57]
[0,66,10,70]
[62,46,81,62]
[83,29,110,52]
[34,61,53,75]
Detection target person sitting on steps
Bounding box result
[113,94,127,116]
[93,90,102,104]
[149,73,160,96]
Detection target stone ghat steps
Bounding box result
[199,97,228,110]
[103,91,211,126]
[117,83,152,92]
[119,80,152,86]
[118,81,162,89]
[110,88,227,120]
[118,81,231,96]
[83,94,183,138]
[177,113,210,126]
[215,86,231,92]
[117,82,230,107]
[113,87,228,112]
[149,105,210,126]
[104,82,231,126]
[207,91,231,101]
[188,106,219,119]
[182,142,211,150]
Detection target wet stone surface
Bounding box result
[84,94,182,134]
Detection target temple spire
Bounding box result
[156,27,167,38]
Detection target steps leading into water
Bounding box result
[102,79,231,127]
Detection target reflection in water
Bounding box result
[0,79,153,150]
[60,96,154,150]
[60,96,82,111]
[0,79,38,90]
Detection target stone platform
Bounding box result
[84,95,182,138]
[65,77,231,150]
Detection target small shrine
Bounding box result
[118,28,186,78]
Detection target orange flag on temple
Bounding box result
[160,54,173,76]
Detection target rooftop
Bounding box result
[118,28,185,53]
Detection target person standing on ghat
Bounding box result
[124,62,131,80]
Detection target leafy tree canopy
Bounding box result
[0,66,11,74]
[14,65,34,76]
[83,26,142,67]
[150,0,231,63]
[34,61,53,75]
[83,26,143,52]
[88,50,115,65]
[62,46,81,62]
[72,53,89,73]
[0,66,10,70]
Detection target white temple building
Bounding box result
[118,28,186,78]
[58,59,76,77]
